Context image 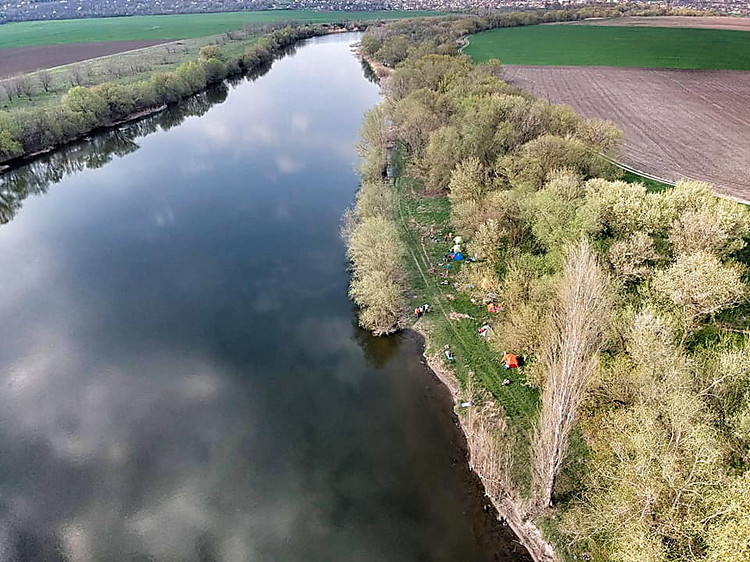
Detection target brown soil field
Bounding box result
[560,15,750,31]
[0,40,169,77]
[502,65,750,201]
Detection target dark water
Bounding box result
[0,34,529,561]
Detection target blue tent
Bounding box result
[452,252,464,261]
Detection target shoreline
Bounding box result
[0,104,168,172]
[354,51,558,562]
[0,25,346,172]
[415,326,556,562]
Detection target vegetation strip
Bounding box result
[350,13,750,562]
[0,23,352,165]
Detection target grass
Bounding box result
[0,10,441,49]
[465,24,750,70]
[391,148,539,492]
[620,170,672,193]
[0,33,257,111]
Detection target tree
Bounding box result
[347,215,406,335]
[150,72,189,104]
[69,65,86,86]
[63,86,108,128]
[199,44,224,61]
[608,232,657,281]
[201,58,227,84]
[176,61,207,91]
[37,69,53,92]
[533,239,611,508]
[0,127,22,160]
[375,35,410,67]
[669,200,749,257]
[652,252,746,338]
[360,33,382,57]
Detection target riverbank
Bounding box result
[353,51,553,561]
[0,23,351,166]
[392,159,556,562]
[352,13,750,560]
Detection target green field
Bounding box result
[465,24,750,70]
[0,10,441,49]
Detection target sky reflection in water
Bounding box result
[0,34,527,562]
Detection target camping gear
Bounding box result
[502,353,519,370]
[487,302,500,313]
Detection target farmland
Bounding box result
[563,15,750,32]
[464,25,750,70]
[501,65,750,201]
[0,10,440,49]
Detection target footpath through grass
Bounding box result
[0,11,442,49]
[391,152,539,492]
[465,24,750,70]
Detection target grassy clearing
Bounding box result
[0,11,441,48]
[391,150,539,493]
[465,24,750,69]
[620,170,672,192]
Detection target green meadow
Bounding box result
[465,24,750,70]
[0,10,441,48]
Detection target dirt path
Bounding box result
[502,65,750,201]
[0,40,170,77]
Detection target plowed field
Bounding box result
[502,65,750,201]
[0,41,168,77]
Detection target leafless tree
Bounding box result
[37,69,53,92]
[69,66,85,86]
[16,73,34,98]
[532,239,612,508]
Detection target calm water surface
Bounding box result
[0,34,529,561]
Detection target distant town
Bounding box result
[0,0,748,23]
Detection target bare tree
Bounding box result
[69,66,85,86]
[16,73,34,98]
[532,238,612,508]
[4,75,20,99]
[37,69,53,92]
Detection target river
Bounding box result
[0,33,529,561]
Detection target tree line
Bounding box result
[0,23,336,165]
[355,12,750,561]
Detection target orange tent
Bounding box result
[502,353,519,369]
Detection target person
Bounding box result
[502,378,511,386]
[415,306,422,318]
[478,324,490,337]
[502,352,519,370]
[487,302,500,313]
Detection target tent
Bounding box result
[452,252,464,261]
